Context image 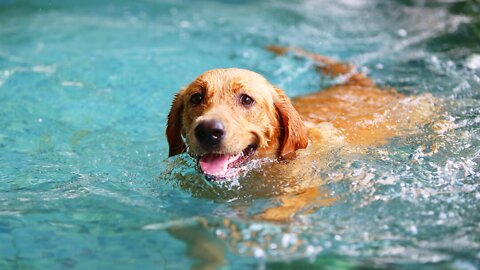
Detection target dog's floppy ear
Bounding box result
[274,87,309,159]
[166,91,187,157]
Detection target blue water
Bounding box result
[1,0,479,269]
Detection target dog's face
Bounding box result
[166,68,308,179]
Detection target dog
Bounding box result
[165,45,441,222]
[164,46,443,268]
[166,46,437,184]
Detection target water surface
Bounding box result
[0,0,479,269]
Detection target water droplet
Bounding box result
[409,225,418,235]
[180,20,190,28]
[397,29,408,37]
[466,54,480,70]
[253,246,265,258]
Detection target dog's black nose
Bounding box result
[195,119,225,149]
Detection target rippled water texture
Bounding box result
[1,0,479,269]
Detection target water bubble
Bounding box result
[465,54,480,70]
[180,20,190,28]
[281,233,297,248]
[397,29,408,37]
[253,246,266,258]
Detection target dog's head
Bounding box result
[166,68,308,178]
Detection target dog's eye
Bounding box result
[190,93,203,105]
[240,94,255,107]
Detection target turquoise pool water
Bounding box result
[1,0,479,269]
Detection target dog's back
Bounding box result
[267,45,438,147]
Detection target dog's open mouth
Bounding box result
[198,145,256,178]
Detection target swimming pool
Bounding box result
[1,0,479,269]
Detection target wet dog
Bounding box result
[165,46,441,268]
[166,46,437,184]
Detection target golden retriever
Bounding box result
[166,46,437,184]
[164,46,444,268]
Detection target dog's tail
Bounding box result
[266,45,374,87]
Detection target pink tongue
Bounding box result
[199,154,231,177]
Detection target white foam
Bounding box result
[466,54,480,70]
[32,65,56,75]
[61,81,84,87]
